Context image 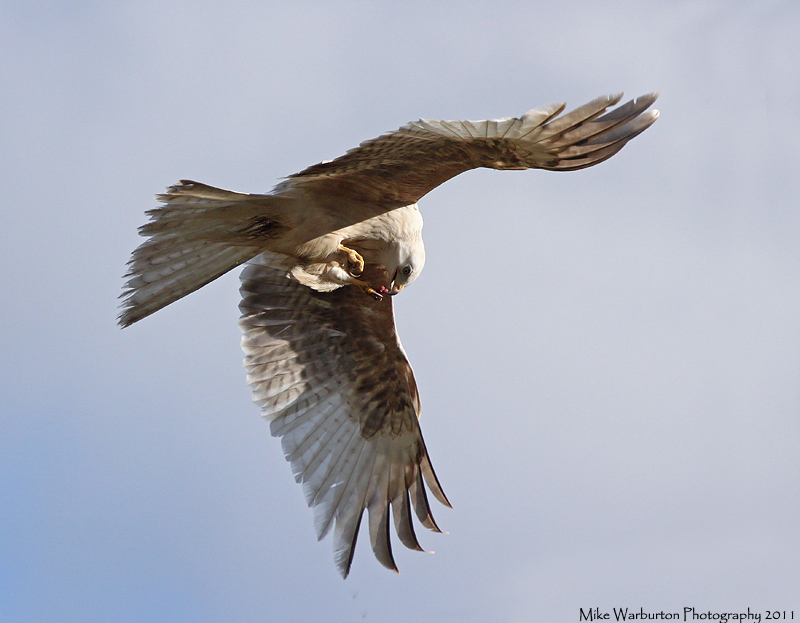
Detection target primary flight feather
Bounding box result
[120,92,659,577]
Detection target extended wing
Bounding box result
[285,92,659,206]
[239,253,449,577]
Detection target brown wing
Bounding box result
[239,253,449,577]
[285,93,659,206]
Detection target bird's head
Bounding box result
[387,238,425,295]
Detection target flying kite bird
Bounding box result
[120,92,659,577]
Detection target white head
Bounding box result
[355,203,425,296]
[388,237,425,295]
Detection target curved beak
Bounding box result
[389,269,404,295]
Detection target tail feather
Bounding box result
[119,180,288,327]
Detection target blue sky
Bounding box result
[2,1,799,621]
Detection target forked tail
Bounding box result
[119,180,289,326]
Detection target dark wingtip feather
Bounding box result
[392,489,425,552]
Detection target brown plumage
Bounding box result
[120,93,659,576]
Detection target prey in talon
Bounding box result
[348,266,394,300]
[368,284,391,299]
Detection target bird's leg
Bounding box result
[348,278,384,301]
[338,244,364,277]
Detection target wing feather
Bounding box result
[239,252,450,577]
[391,485,424,552]
[367,454,397,571]
[285,93,658,205]
[313,439,377,541]
[409,467,441,533]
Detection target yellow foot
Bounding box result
[338,244,364,277]
[350,278,383,301]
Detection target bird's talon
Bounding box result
[350,278,383,300]
[338,244,365,277]
[364,287,383,301]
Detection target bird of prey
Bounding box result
[120,93,659,577]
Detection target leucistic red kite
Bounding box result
[120,93,659,577]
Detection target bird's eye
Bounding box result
[401,266,412,276]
